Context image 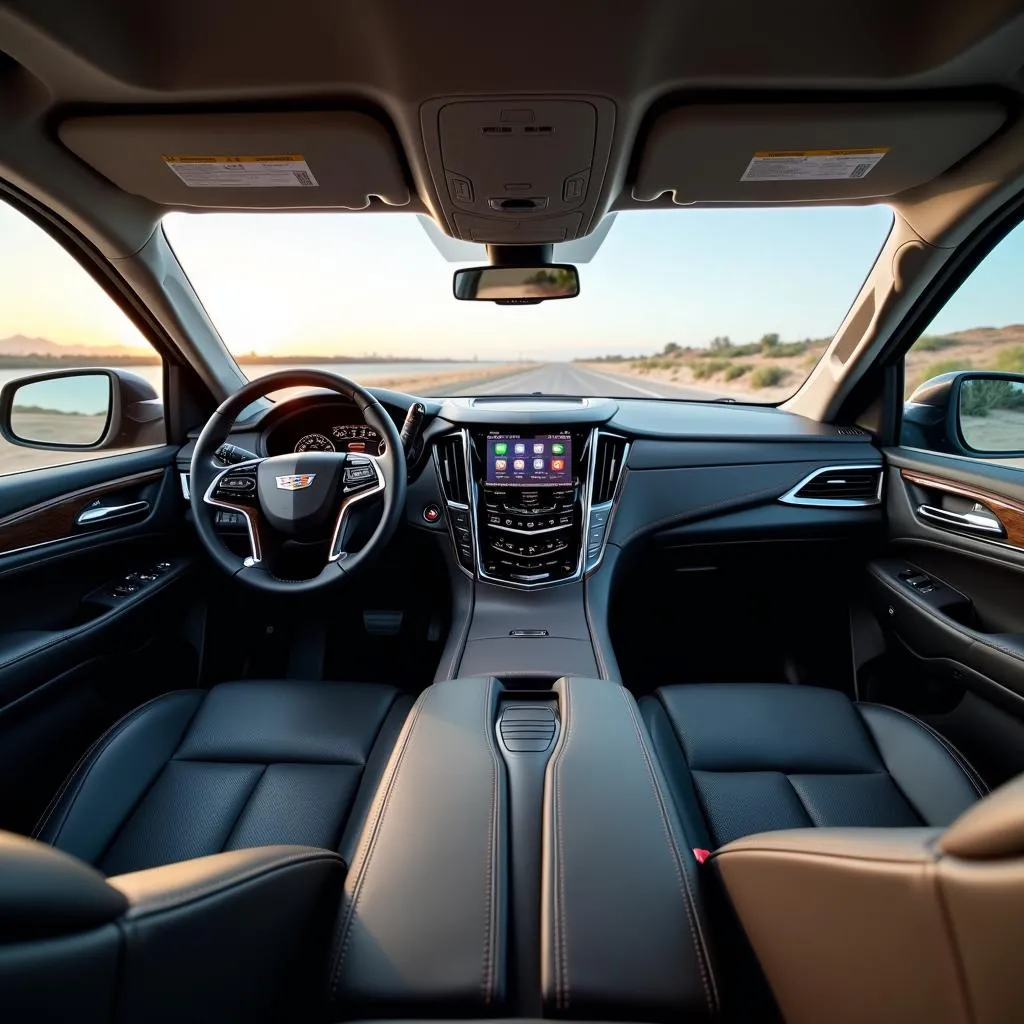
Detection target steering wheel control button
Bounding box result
[343,460,376,485]
[220,476,255,491]
[423,504,442,523]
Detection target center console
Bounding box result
[435,426,626,590]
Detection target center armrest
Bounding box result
[541,677,719,1020]
[329,676,509,1015]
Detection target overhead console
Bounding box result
[633,101,1007,203]
[420,96,616,243]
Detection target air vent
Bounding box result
[499,705,557,752]
[591,433,629,505]
[435,435,469,505]
[781,465,883,506]
[835,425,868,436]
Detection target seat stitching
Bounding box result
[779,772,820,829]
[220,764,269,851]
[655,691,696,767]
[33,693,185,839]
[858,702,987,798]
[36,692,202,846]
[480,678,500,1005]
[328,693,426,1000]
[121,850,342,916]
[334,693,405,855]
[620,686,719,1015]
[933,857,981,1024]
[551,678,574,1010]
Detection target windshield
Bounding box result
[163,207,893,402]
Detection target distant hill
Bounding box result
[939,324,1024,345]
[0,334,145,358]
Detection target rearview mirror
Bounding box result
[453,264,579,304]
[0,368,164,452]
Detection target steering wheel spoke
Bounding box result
[203,458,266,565]
[329,455,387,561]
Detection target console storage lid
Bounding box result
[541,677,719,1019]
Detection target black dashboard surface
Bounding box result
[211,389,872,447]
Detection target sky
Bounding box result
[1,200,1021,361]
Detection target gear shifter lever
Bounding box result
[399,401,426,452]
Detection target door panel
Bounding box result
[0,467,164,555]
[0,446,199,835]
[866,446,1024,786]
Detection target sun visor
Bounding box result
[632,102,1007,203]
[59,112,410,209]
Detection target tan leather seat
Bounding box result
[713,773,1024,1024]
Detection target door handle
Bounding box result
[916,504,1005,537]
[76,500,150,526]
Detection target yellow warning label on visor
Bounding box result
[162,155,319,188]
[741,148,889,182]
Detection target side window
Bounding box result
[0,200,165,477]
[902,221,1024,467]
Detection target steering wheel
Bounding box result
[189,369,407,594]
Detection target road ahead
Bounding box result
[433,362,722,400]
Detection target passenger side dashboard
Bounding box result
[420,396,884,688]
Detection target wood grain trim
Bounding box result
[901,469,1024,548]
[0,469,165,555]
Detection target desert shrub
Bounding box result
[763,340,812,358]
[749,365,789,388]
[914,335,957,352]
[690,359,730,380]
[993,345,1024,373]
[960,378,1024,417]
[724,364,751,381]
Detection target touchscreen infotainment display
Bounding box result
[486,433,572,486]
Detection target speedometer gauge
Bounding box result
[331,424,386,456]
[294,433,335,453]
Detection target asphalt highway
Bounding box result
[435,362,722,400]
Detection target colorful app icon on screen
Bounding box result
[495,459,507,472]
[551,442,565,455]
[533,443,545,454]
[533,458,545,470]
[513,459,526,471]
[550,458,565,472]
[494,442,508,456]
[514,443,526,454]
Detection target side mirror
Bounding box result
[903,370,1024,458]
[0,368,164,452]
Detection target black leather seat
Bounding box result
[33,680,411,874]
[641,683,987,849]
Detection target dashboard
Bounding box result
[182,388,883,593]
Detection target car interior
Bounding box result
[3,2,1024,1022]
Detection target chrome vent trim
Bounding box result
[434,434,469,506]
[591,433,628,506]
[779,464,883,507]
